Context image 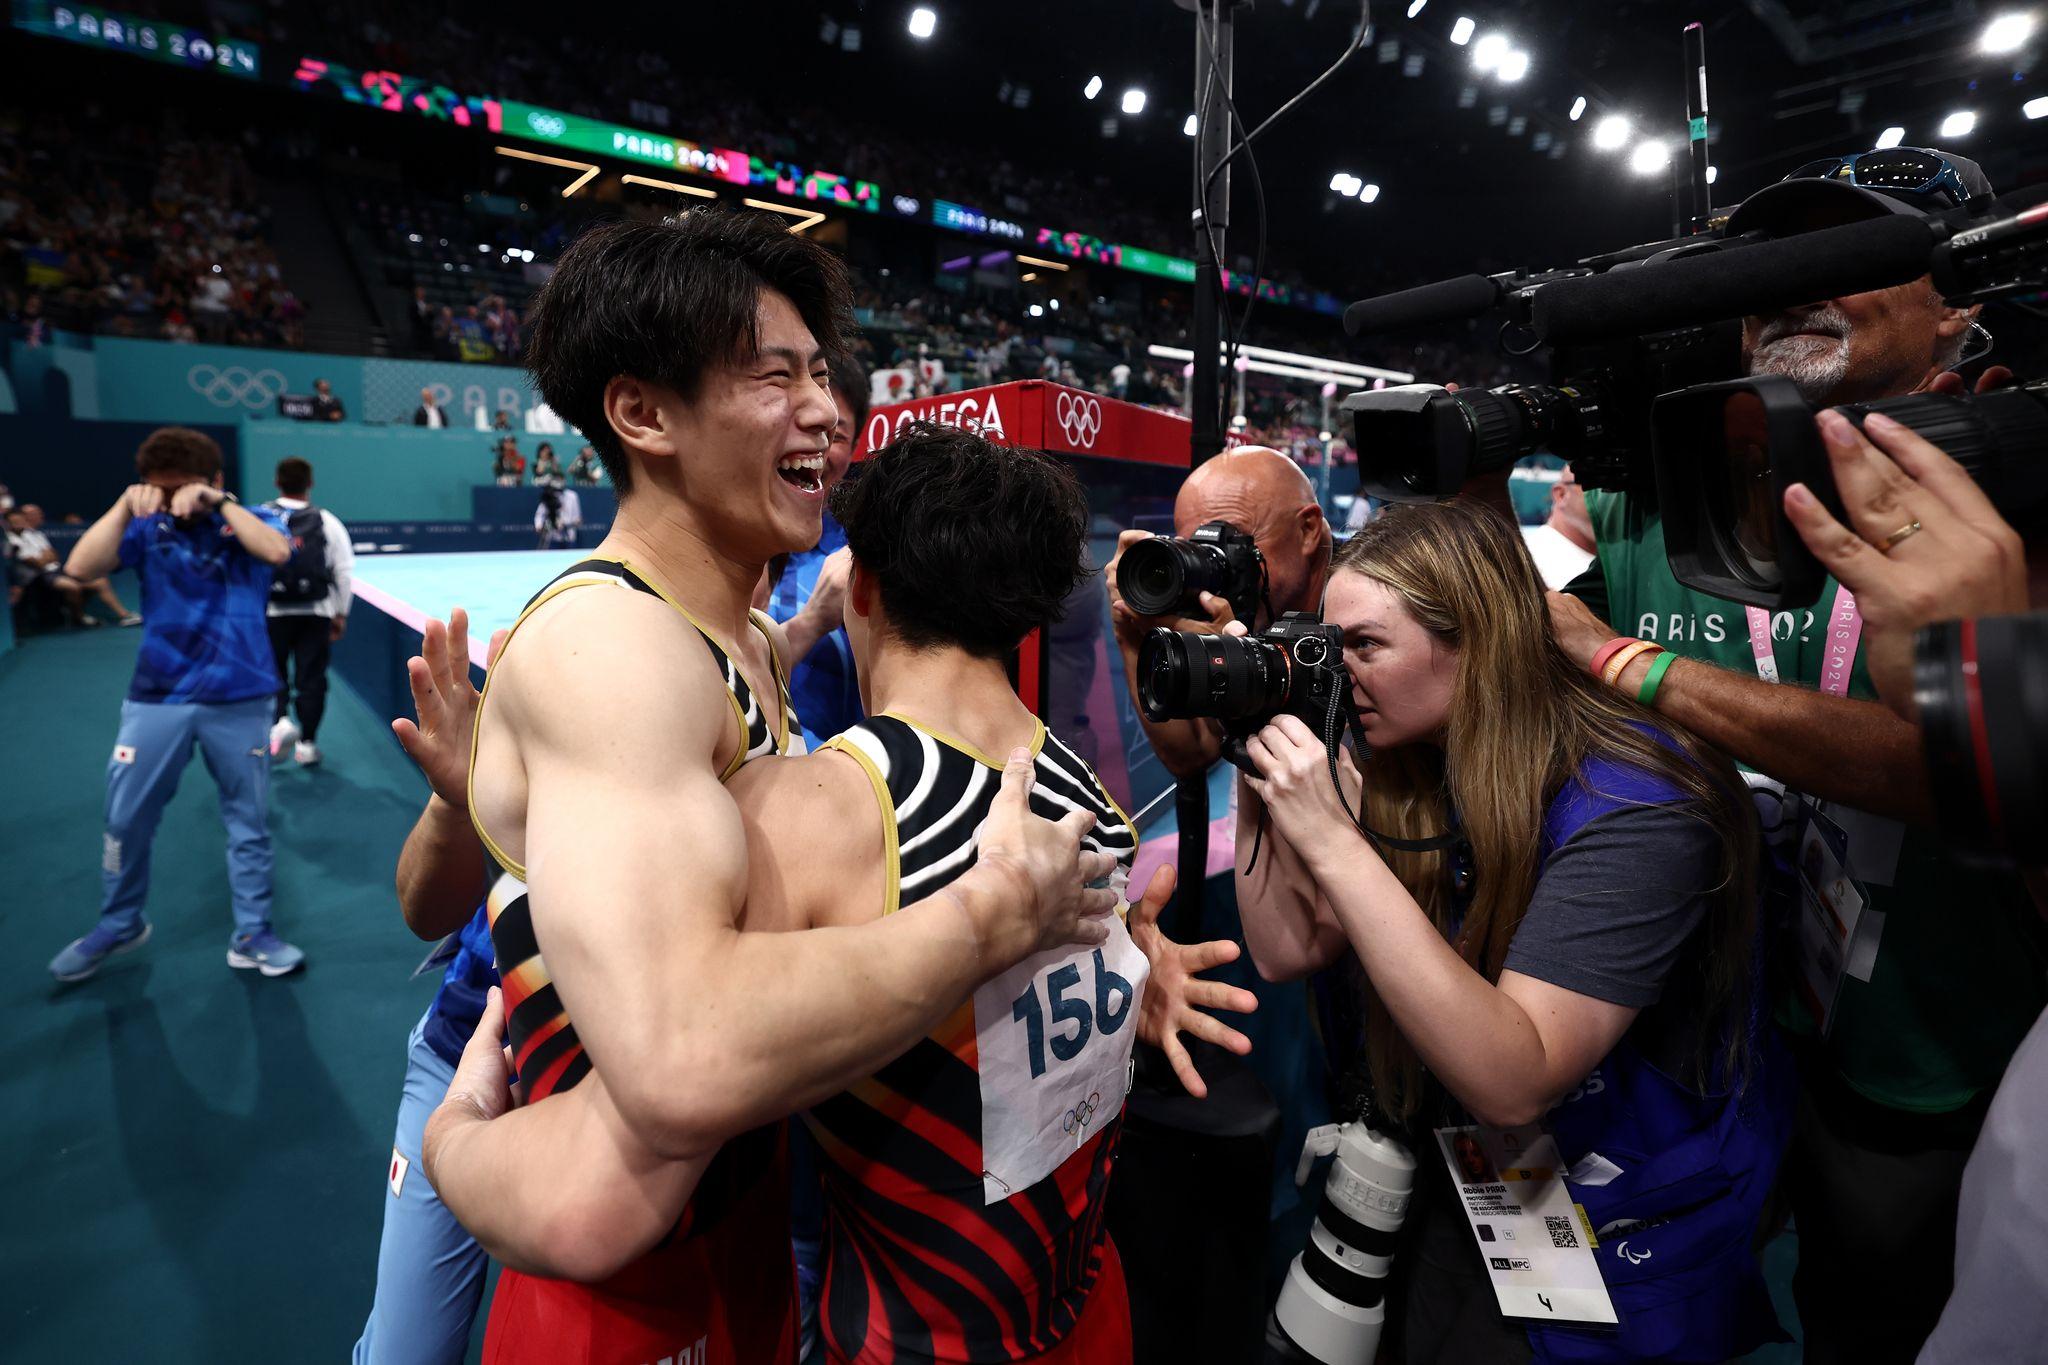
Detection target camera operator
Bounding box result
[1777,405,2046,1365]
[1546,147,2048,1363]
[1104,446,1333,778]
[1235,499,1790,1363]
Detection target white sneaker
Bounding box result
[269,717,300,759]
[293,741,321,766]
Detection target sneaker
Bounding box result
[49,920,152,982]
[293,741,321,767]
[118,613,143,627]
[77,615,103,629]
[269,716,300,759]
[227,930,305,977]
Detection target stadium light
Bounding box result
[1875,125,1907,148]
[1406,0,1428,16]
[1706,164,1718,185]
[1121,88,1147,115]
[1569,95,1586,121]
[1629,140,1671,175]
[1941,109,1977,137]
[1084,75,1103,100]
[1184,113,1198,135]
[1472,32,1508,71]
[1449,16,1475,45]
[1330,171,1362,196]
[1498,49,1529,81]
[1593,115,1631,150]
[908,7,937,40]
[1980,12,2036,53]
[2026,96,2048,119]
[1028,304,1045,317]
[1360,182,1382,203]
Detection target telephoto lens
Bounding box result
[1269,1118,1417,1362]
[1914,612,2047,862]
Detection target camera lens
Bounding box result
[1915,613,2048,860]
[1118,538,1195,617]
[1137,628,1291,723]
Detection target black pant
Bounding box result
[268,614,331,743]
[1787,1060,1990,1364]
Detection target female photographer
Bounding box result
[531,441,561,484]
[1237,500,1792,1364]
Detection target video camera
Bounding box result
[1341,186,2048,610]
[1137,610,1351,774]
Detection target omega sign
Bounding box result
[863,393,1010,448]
[1055,392,1102,449]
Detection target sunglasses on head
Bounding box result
[1782,149,1974,210]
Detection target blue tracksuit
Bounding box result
[98,507,286,941]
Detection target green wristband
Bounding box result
[1636,649,1677,705]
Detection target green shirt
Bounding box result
[1577,490,2047,1114]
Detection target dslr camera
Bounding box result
[1138,610,1350,772]
[1116,520,1266,624]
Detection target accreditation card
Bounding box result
[1434,1124,1618,1328]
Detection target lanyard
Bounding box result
[1744,584,1861,697]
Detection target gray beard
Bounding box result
[1748,306,1853,404]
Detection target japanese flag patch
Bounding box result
[112,745,136,765]
[389,1149,409,1198]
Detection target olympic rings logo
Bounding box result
[187,365,289,409]
[1061,1091,1104,1136]
[526,111,568,138]
[1055,391,1102,448]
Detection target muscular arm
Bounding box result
[1612,649,1934,825]
[1233,776,1345,981]
[461,593,1072,1159]
[396,795,490,940]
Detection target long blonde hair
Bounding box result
[1336,501,1757,1119]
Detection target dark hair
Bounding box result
[829,353,870,437]
[829,422,1089,660]
[275,456,313,497]
[135,427,222,480]
[526,209,852,495]
[537,442,555,460]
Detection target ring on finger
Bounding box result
[1876,520,1924,553]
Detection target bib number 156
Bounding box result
[1010,949,1133,1080]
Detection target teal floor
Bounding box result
[0,610,463,1361]
[0,589,1805,1363]
[353,550,584,642]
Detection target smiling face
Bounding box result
[1323,569,1460,750]
[645,288,838,566]
[1743,274,1967,405]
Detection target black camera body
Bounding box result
[1343,324,1740,504]
[1116,520,1265,625]
[1138,610,1349,772]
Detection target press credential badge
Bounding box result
[1434,1124,1618,1327]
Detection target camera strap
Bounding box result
[1743,584,1861,696]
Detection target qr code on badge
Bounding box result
[1545,1215,1580,1249]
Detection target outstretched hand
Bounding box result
[391,608,510,807]
[1128,865,1258,1098]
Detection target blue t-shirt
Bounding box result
[423,906,500,1068]
[119,507,287,705]
[768,513,864,750]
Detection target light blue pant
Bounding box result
[99,697,274,942]
[355,1013,489,1365]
